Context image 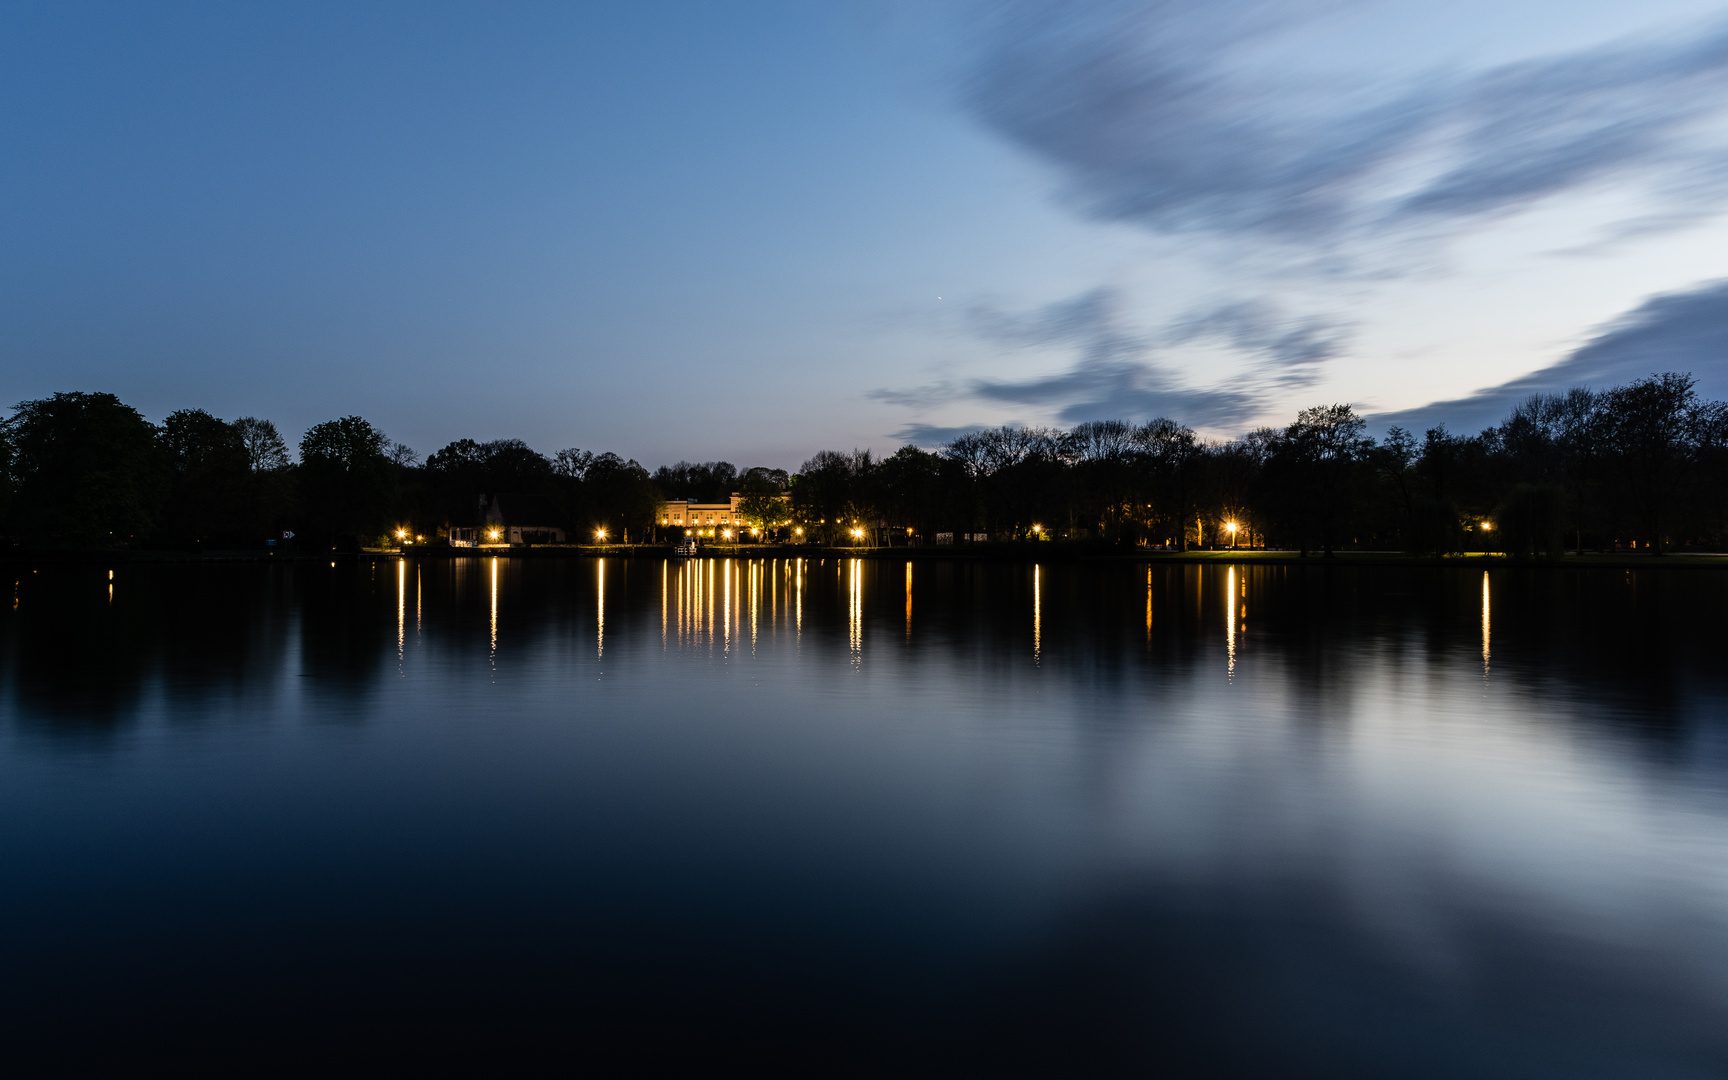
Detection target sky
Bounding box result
[5,0,1728,467]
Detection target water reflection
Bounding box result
[849,559,862,667]
[1032,563,1042,666]
[904,561,913,641]
[396,558,406,669]
[3,558,1728,1073]
[1482,569,1492,681]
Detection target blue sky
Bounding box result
[5,1,1728,466]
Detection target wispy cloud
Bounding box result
[1166,300,1343,389]
[893,422,988,447]
[876,287,1348,435]
[964,1,1728,253]
[1375,278,1728,432]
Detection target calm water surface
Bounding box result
[3,557,1728,1075]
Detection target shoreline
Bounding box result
[7,546,1728,570]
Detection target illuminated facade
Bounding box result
[660,493,790,534]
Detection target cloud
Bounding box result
[969,361,1265,429]
[876,287,1348,436]
[1374,278,1728,432]
[892,422,987,447]
[868,381,956,409]
[963,1,1728,250]
[1166,300,1343,389]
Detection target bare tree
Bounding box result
[235,417,291,472]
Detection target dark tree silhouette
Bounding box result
[299,416,395,550]
[2,391,165,548]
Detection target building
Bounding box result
[449,493,568,546]
[660,493,790,536]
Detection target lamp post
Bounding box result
[1227,521,1238,549]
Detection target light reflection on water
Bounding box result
[1483,567,1492,680]
[1,557,1728,1075]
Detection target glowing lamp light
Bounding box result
[723,529,733,539]
[488,529,501,541]
[1032,524,1042,534]
[1481,521,1493,531]
[595,528,607,541]
[1227,522,1238,532]
[396,529,408,540]
[851,528,863,539]
[794,528,803,535]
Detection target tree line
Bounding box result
[2,372,1725,554]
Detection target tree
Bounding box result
[1063,420,1136,541]
[233,416,297,544]
[1268,405,1371,557]
[158,409,253,547]
[1134,418,1202,549]
[875,446,944,539]
[793,449,875,543]
[735,470,790,538]
[742,465,790,489]
[1,391,166,548]
[585,452,660,540]
[553,448,593,479]
[652,460,738,503]
[235,417,292,471]
[423,438,560,536]
[299,416,394,549]
[1598,373,1721,554]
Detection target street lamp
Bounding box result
[1031,524,1042,537]
[1227,521,1238,549]
[488,529,501,542]
[723,529,733,540]
[396,529,408,541]
[595,527,607,541]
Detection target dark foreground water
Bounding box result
[3,557,1728,1076]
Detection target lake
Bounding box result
[3,556,1727,1076]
